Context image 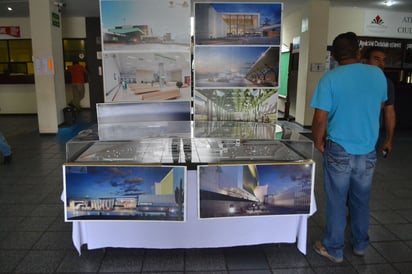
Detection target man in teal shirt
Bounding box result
[311,32,387,263]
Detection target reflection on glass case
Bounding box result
[66,121,313,167]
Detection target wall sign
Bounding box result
[364,10,412,39]
[0,26,20,38]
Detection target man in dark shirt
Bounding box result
[363,47,396,154]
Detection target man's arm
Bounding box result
[383,104,396,153]
[311,108,328,153]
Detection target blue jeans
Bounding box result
[322,140,376,259]
[0,131,11,156]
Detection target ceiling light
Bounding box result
[384,1,394,7]
[7,7,13,11]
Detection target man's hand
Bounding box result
[312,109,328,153]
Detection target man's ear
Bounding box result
[356,49,361,61]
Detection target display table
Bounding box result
[64,119,316,255]
[66,170,316,255]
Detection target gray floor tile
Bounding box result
[0,250,28,273]
[396,209,412,222]
[370,210,408,224]
[47,215,73,232]
[384,224,412,240]
[185,248,226,271]
[264,243,309,268]
[141,272,184,274]
[368,224,398,242]
[353,263,399,274]
[13,250,66,273]
[224,246,270,270]
[142,249,184,272]
[15,216,56,232]
[0,216,24,231]
[271,268,315,274]
[32,231,74,250]
[393,262,412,274]
[55,248,104,273]
[371,241,412,262]
[405,240,412,249]
[0,204,35,217]
[229,270,272,274]
[343,245,386,265]
[0,231,43,249]
[97,248,144,273]
[30,204,63,217]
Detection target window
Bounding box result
[63,38,87,83]
[0,39,34,84]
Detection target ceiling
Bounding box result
[0,0,411,18]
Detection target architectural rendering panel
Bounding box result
[100,0,190,51]
[194,88,278,123]
[195,46,280,88]
[103,52,191,102]
[64,165,186,222]
[195,3,282,46]
[198,162,314,219]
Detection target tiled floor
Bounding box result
[1,112,412,273]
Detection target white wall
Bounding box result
[280,6,368,125]
[327,7,365,44]
[0,17,87,114]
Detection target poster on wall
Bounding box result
[100,0,191,102]
[193,2,282,122]
[63,164,186,222]
[198,161,314,219]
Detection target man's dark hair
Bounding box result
[332,32,359,62]
[363,46,386,60]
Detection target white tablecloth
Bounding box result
[67,170,317,255]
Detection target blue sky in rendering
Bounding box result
[210,3,282,26]
[214,163,312,195]
[65,166,185,199]
[195,46,269,74]
[256,163,313,194]
[100,0,190,38]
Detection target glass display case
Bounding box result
[66,121,313,166]
[66,101,313,165]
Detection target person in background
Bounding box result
[363,46,396,155]
[0,130,12,164]
[310,32,387,263]
[67,60,87,111]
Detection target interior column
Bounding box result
[295,0,330,126]
[29,0,66,133]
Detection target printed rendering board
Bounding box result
[195,3,282,46]
[103,51,191,102]
[100,0,192,102]
[194,88,278,122]
[63,164,186,222]
[100,0,190,51]
[198,161,314,219]
[96,101,192,140]
[194,46,280,88]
